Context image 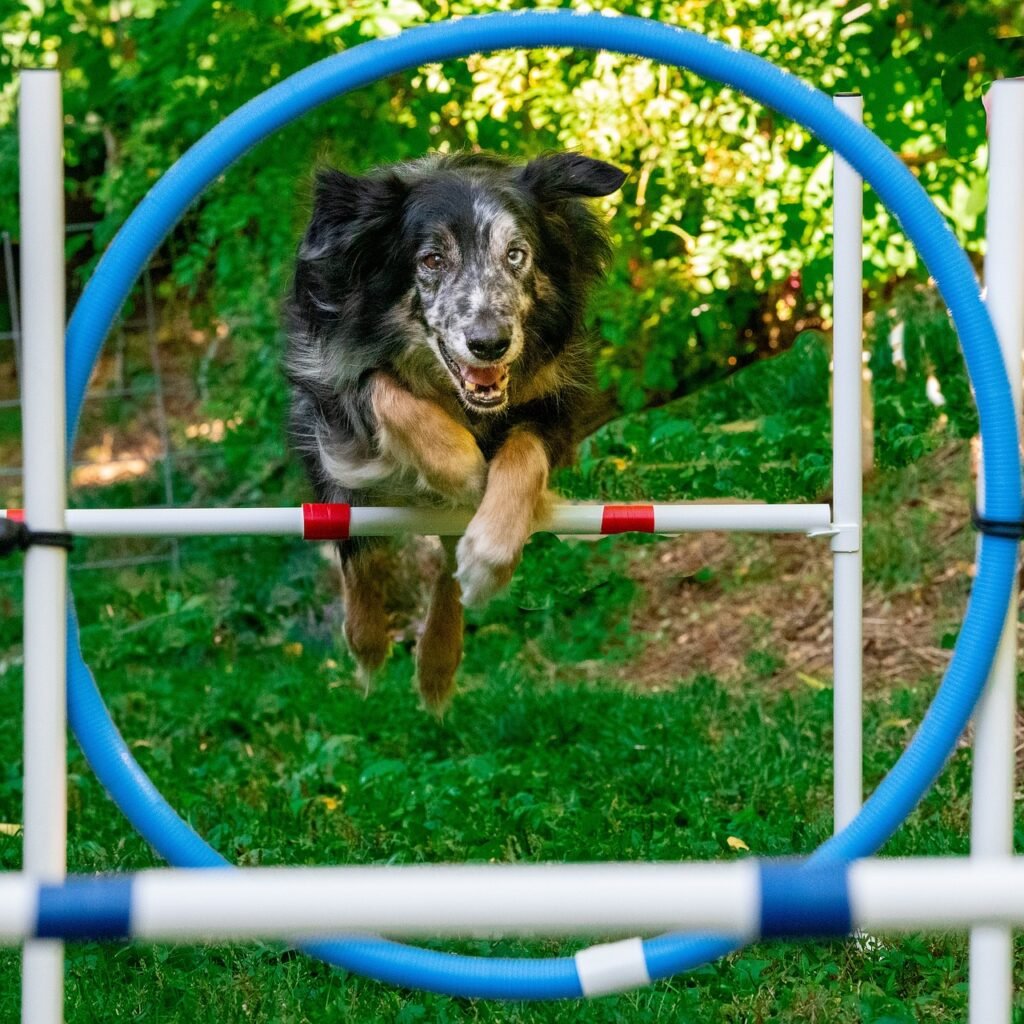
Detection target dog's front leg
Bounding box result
[455,428,552,608]
[371,372,486,505]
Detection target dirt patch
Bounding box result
[618,444,989,693]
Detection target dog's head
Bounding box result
[293,153,625,414]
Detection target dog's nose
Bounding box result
[465,332,511,362]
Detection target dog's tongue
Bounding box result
[461,364,503,387]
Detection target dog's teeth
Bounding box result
[456,365,508,407]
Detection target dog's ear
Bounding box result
[311,167,402,222]
[517,153,627,202]
[299,167,406,261]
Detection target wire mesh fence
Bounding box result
[0,223,181,575]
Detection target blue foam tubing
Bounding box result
[63,12,1020,1000]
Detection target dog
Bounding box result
[284,151,625,709]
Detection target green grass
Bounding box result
[0,321,1018,1021]
[0,515,1016,1023]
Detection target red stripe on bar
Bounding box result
[302,503,351,541]
[5,509,24,522]
[601,505,655,534]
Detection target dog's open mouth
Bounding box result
[457,362,509,406]
[439,343,510,410]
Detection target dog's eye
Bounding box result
[506,247,527,268]
[420,252,444,272]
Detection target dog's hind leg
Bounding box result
[416,537,463,713]
[340,539,393,690]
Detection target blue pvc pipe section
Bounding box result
[64,12,1020,1000]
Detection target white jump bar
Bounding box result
[2,503,834,539]
[3,859,1024,942]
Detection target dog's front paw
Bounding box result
[455,518,522,608]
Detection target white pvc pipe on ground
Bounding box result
[3,859,1024,941]
[969,77,1024,1024]
[126,858,1024,937]
[849,859,1024,930]
[18,70,67,1024]
[0,503,835,538]
[129,862,761,940]
[831,93,865,833]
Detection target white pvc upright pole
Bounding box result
[832,94,864,832]
[969,77,1024,1024]
[19,70,67,1024]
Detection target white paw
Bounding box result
[455,521,520,608]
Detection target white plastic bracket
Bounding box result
[827,521,861,553]
[807,526,839,541]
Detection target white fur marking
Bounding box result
[287,337,353,388]
[317,436,394,489]
[454,523,516,608]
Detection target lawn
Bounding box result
[0,323,1020,1022]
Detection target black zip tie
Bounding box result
[971,506,1024,541]
[0,517,74,558]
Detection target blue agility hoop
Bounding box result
[66,11,1021,1000]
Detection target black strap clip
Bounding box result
[971,506,1024,541]
[0,517,74,558]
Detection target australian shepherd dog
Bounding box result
[285,152,625,710]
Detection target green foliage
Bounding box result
[0,295,999,1019]
[562,331,833,501]
[870,286,979,467]
[1,0,1022,424]
[0,464,1005,1021]
[559,295,976,503]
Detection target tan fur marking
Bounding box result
[533,271,557,302]
[371,373,486,504]
[416,539,463,713]
[478,429,551,551]
[513,353,573,406]
[341,548,392,676]
[455,429,552,607]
